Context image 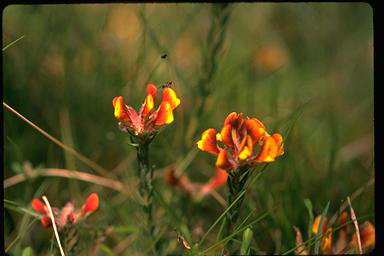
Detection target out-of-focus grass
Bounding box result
[3,3,373,255]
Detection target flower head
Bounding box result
[164,166,228,199]
[308,212,375,254]
[32,193,99,229]
[351,221,375,250]
[197,112,284,172]
[112,83,180,137]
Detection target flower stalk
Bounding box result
[135,138,155,236]
[197,112,285,252]
[112,82,181,249]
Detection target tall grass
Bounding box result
[3,3,374,255]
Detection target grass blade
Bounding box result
[199,189,246,246]
[202,207,274,255]
[314,201,330,254]
[239,228,253,255]
[303,198,314,252]
[2,35,25,51]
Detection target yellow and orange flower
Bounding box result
[309,212,375,254]
[112,83,181,136]
[351,221,375,251]
[32,193,99,229]
[197,112,284,172]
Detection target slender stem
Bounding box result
[224,167,249,252]
[136,141,155,243]
[3,102,111,178]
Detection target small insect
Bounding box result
[174,228,191,250]
[161,81,174,89]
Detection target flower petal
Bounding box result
[312,215,328,235]
[238,146,251,160]
[141,94,154,117]
[162,87,180,110]
[41,216,52,228]
[253,136,277,163]
[199,168,228,195]
[321,228,332,252]
[237,126,247,150]
[272,133,284,157]
[224,112,239,126]
[155,101,174,125]
[147,83,157,98]
[245,118,265,144]
[164,167,180,187]
[220,124,234,148]
[32,198,47,215]
[216,149,232,170]
[197,128,220,155]
[358,221,375,249]
[112,96,131,123]
[81,193,99,214]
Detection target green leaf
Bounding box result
[22,247,34,256]
[240,228,253,255]
[303,198,314,252]
[202,207,275,255]
[97,244,117,256]
[199,189,246,246]
[314,201,330,254]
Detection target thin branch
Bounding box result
[4,168,127,193]
[347,196,363,254]
[3,102,111,178]
[42,196,65,256]
[2,35,25,51]
[328,177,374,227]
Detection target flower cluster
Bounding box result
[164,167,228,197]
[32,193,99,228]
[309,212,375,254]
[112,83,180,137]
[197,112,284,172]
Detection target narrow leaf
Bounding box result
[314,201,330,254]
[240,228,253,255]
[303,198,314,252]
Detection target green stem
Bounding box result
[136,140,155,241]
[224,168,249,252]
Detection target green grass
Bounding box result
[3,3,374,255]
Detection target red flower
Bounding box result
[32,198,52,227]
[112,83,181,136]
[32,193,99,229]
[81,192,99,214]
[197,112,284,172]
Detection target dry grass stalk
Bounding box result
[42,196,66,256]
[347,196,362,254]
[293,226,308,255]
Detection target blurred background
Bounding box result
[3,3,373,255]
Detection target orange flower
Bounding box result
[351,221,375,250]
[32,193,99,229]
[298,211,375,254]
[197,112,284,172]
[312,215,328,235]
[164,167,228,198]
[112,83,180,137]
[199,168,228,196]
[81,193,99,214]
[32,198,52,227]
